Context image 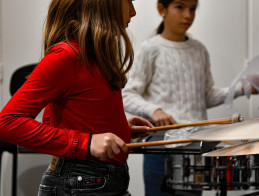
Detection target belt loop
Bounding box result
[50,156,64,176]
[109,164,114,173]
[55,157,64,176]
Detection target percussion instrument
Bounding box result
[128,115,259,194]
[127,113,244,148]
[189,119,259,141]
[164,153,259,192]
[203,140,259,157]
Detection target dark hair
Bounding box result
[156,0,198,34]
[44,0,134,90]
[157,0,174,34]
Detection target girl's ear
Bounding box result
[157,3,166,17]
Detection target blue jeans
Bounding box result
[144,154,202,196]
[144,154,171,196]
[38,157,130,196]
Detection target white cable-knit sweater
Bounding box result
[122,35,243,123]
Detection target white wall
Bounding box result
[1,1,51,196]
[0,0,259,196]
[191,0,250,120]
[2,0,50,106]
[0,0,3,110]
[249,0,259,117]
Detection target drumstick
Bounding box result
[149,113,244,132]
[221,141,238,145]
[126,138,200,148]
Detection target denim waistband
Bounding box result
[50,156,128,176]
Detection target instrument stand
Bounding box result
[219,177,227,196]
[241,191,259,196]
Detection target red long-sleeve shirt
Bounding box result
[0,42,131,164]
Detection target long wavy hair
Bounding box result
[43,0,134,90]
[157,0,198,34]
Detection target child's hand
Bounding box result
[151,109,177,126]
[90,133,128,161]
[242,75,259,98]
[128,116,154,138]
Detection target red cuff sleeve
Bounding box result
[72,130,90,160]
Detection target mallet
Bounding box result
[127,113,244,148]
[126,138,201,148]
[149,113,243,132]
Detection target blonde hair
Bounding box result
[43,0,134,90]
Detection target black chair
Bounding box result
[10,63,36,96]
[0,63,37,196]
[9,63,37,156]
[0,141,17,196]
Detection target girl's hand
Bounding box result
[90,133,128,161]
[128,116,154,138]
[242,75,259,97]
[251,86,259,94]
[152,109,177,126]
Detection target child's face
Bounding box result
[163,0,197,39]
[122,0,136,28]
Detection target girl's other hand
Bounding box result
[128,116,154,138]
[152,109,177,126]
[242,75,259,98]
[251,86,259,94]
[90,133,128,161]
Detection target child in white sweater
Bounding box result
[122,0,254,195]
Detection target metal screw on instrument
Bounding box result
[77,176,83,181]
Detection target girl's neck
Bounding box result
[160,31,187,42]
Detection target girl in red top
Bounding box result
[0,0,153,195]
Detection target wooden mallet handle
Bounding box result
[126,138,200,148]
[149,113,243,132]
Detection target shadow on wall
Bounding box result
[18,165,48,196]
